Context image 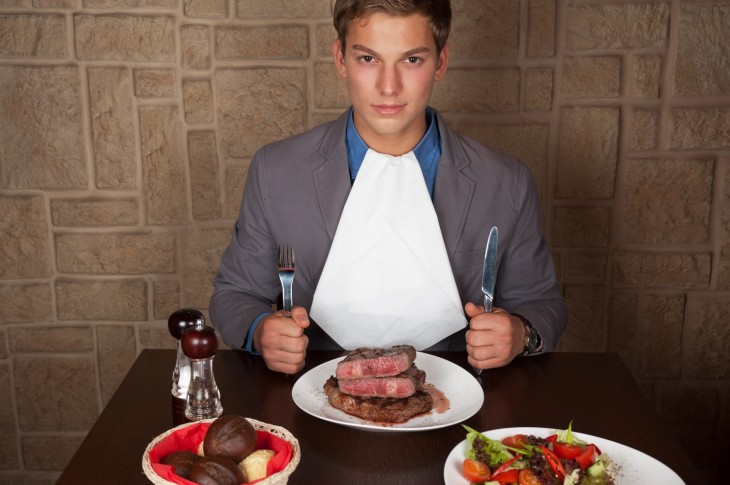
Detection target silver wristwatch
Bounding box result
[513,313,545,356]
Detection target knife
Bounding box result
[473,226,498,376]
[482,226,498,313]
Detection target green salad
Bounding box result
[461,422,615,485]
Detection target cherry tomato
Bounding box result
[576,444,597,470]
[518,469,543,485]
[502,434,527,449]
[552,441,584,460]
[463,458,490,483]
[491,469,520,484]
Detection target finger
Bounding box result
[274,315,306,338]
[466,340,495,360]
[469,309,515,333]
[265,347,305,366]
[467,353,512,371]
[467,325,513,349]
[270,331,308,356]
[264,336,307,371]
[257,318,303,354]
[467,312,504,333]
[265,357,305,375]
[467,339,514,367]
[464,301,484,318]
[290,306,310,328]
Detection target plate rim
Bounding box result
[291,351,483,432]
[443,426,685,485]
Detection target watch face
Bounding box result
[528,331,540,352]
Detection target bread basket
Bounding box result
[142,418,300,485]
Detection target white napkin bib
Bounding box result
[309,149,467,350]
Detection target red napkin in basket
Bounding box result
[148,421,293,484]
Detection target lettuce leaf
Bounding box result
[462,425,515,467]
[554,421,588,446]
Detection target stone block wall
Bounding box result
[0,0,728,482]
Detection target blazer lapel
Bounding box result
[433,113,476,256]
[312,111,352,240]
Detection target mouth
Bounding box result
[373,104,405,115]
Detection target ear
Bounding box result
[434,42,449,82]
[333,39,347,79]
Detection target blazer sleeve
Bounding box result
[496,162,567,352]
[209,147,280,350]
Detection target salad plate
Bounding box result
[443,427,685,484]
[292,352,483,432]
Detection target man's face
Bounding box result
[333,12,449,155]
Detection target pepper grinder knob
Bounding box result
[168,308,205,339]
[181,325,219,359]
[168,308,205,425]
[181,325,223,421]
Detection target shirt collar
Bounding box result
[345,108,441,195]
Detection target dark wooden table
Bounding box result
[58,350,702,484]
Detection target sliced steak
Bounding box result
[324,376,433,424]
[335,345,417,379]
[337,364,425,398]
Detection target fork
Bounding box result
[277,244,295,316]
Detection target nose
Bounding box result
[377,64,401,97]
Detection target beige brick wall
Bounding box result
[0,0,728,482]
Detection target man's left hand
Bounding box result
[464,302,525,370]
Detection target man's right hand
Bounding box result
[253,306,310,374]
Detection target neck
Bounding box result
[352,116,426,156]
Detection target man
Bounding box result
[210,0,567,374]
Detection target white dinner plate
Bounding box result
[291,352,483,432]
[443,427,685,484]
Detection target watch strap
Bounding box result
[512,313,545,356]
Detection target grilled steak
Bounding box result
[335,345,417,379]
[337,364,425,398]
[324,376,433,423]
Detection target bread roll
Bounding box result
[239,449,275,481]
[203,415,257,463]
[160,450,200,479]
[189,456,245,485]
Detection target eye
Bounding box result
[359,55,374,63]
[405,56,422,64]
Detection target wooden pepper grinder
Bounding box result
[181,324,223,421]
[167,308,205,425]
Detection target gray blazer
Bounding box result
[210,109,567,352]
